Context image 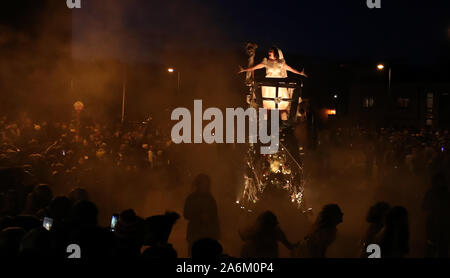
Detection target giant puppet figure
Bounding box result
[238,45,309,211]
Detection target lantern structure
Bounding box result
[241,74,306,210]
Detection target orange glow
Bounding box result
[168,68,175,73]
[73,101,84,112]
[377,64,385,70]
[327,109,336,115]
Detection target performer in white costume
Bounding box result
[239,46,308,120]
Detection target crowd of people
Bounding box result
[0,174,432,259]
[317,127,449,178]
[315,127,449,257]
[0,114,181,195]
[0,114,449,259]
[0,171,426,259]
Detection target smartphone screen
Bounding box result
[111,214,119,231]
[43,217,53,231]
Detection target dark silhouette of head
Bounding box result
[144,211,180,245]
[48,196,72,221]
[25,184,53,214]
[192,174,211,193]
[385,206,409,229]
[366,202,391,225]
[315,204,343,229]
[257,211,279,231]
[33,184,53,207]
[69,200,98,229]
[118,209,138,223]
[115,209,144,241]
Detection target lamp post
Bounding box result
[73,101,84,142]
[121,66,127,124]
[377,63,391,92]
[377,63,392,125]
[168,67,180,93]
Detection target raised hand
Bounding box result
[300,69,309,78]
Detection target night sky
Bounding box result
[1,1,448,63]
[71,0,450,64]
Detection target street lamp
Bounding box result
[168,67,180,93]
[377,63,391,91]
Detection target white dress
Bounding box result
[261,58,293,111]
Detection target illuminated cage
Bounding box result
[254,77,303,125]
[240,77,306,210]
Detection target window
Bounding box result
[362,97,374,108]
[397,97,410,109]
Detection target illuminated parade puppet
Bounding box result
[238,45,309,211]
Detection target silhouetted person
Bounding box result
[423,173,450,257]
[293,204,343,258]
[19,227,57,258]
[45,196,73,258]
[375,206,409,258]
[47,196,72,224]
[0,227,26,258]
[191,238,223,259]
[68,201,116,261]
[183,174,220,255]
[141,211,179,259]
[114,209,145,259]
[240,211,296,258]
[360,202,390,257]
[69,226,117,261]
[68,200,98,230]
[23,184,53,215]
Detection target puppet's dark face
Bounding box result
[246,43,257,56]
